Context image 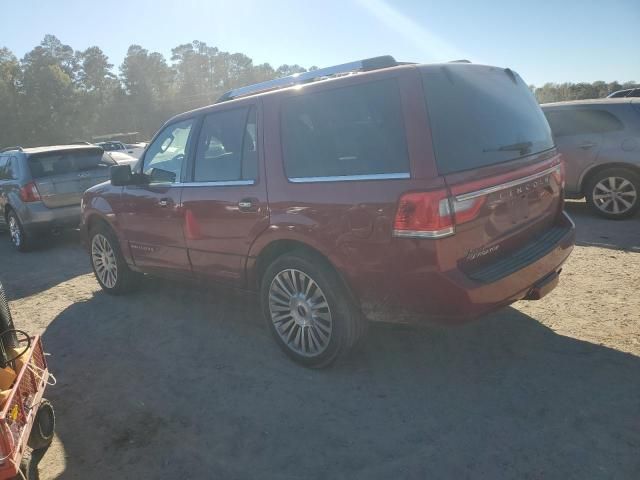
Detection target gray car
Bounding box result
[542,98,640,219]
[0,145,115,251]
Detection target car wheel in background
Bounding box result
[89,223,138,295]
[7,210,31,252]
[260,252,366,368]
[585,168,640,219]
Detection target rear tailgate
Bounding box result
[444,153,563,276]
[28,148,114,208]
[420,64,564,276]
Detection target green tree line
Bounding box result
[532,81,639,103]
[0,35,637,148]
[0,35,314,147]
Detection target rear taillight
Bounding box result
[552,161,565,189]
[19,182,41,202]
[393,190,484,239]
[393,190,453,238]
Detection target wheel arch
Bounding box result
[3,203,13,223]
[249,237,360,307]
[85,212,114,234]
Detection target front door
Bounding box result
[119,118,196,274]
[181,104,269,287]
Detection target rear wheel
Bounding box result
[260,252,366,368]
[89,224,138,295]
[7,210,31,252]
[585,168,640,219]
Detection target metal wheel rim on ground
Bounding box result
[91,234,118,288]
[269,268,333,357]
[8,216,21,247]
[593,176,637,215]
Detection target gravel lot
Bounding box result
[1,201,638,479]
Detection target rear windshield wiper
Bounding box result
[483,141,533,155]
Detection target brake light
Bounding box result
[393,190,485,239]
[19,182,41,202]
[451,196,486,224]
[552,161,565,189]
[393,190,454,238]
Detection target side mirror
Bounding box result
[110,165,134,186]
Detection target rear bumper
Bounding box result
[360,211,575,325]
[18,202,80,236]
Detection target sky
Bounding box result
[1,0,638,86]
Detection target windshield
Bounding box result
[421,64,554,174]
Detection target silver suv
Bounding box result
[542,98,640,219]
[0,145,115,251]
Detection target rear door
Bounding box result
[28,148,113,208]
[420,64,563,274]
[181,103,269,287]
[543,108,613,193]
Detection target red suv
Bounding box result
[80,56,575,367]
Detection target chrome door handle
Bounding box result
[238,198,258,211]
[579,142,597,149]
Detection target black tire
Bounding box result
[14,448,38,480]
[260,251,366,368]
[0,282,18,356]
[585,167,640,219]
[6,210,31,252]
[89,223,139,295]
[28,399,55,451]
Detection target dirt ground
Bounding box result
[0,200,638,479]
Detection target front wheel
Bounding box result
[260,252,366,368]
[89,224,138,295]
[585,168,640,219]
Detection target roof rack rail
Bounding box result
[217,55,397,103]
[0,146,23,153]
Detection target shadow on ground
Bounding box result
[0,231,90,300]
[42,280,640,479]
[565,200,640,252]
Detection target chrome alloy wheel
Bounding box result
[269,269,333,357]
[8,216,20,247]
[592,176,638,215]
[91,234,118,289]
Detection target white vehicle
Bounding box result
[97,141,146,159]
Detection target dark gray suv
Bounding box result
[542,99,640,219]
[0,145,115,251]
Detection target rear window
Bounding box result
[281,79,410,180]
[544,108,624,137]
[28,149,115,178]
[421,64,554,175]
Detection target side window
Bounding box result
[546,109,624,137]
[281,79,410,180]
[5,157,18,179]
[0,156,7,180]
[193,106,257,183]
[143,119,195,184]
